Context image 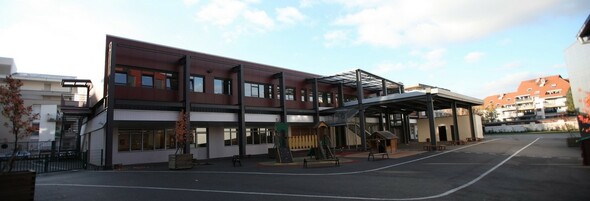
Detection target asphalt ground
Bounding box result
[35,134,590,201]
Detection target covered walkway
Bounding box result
[317,70,483,150]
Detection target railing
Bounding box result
[515,98,534,103]
[347,123,372,138]
[0,151,86,173]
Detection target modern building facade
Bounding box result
[75,36,483,167]
[565,14,590,115]
[483,75,570,122]
[0,57,81,153]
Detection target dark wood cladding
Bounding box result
[105,35,364,110]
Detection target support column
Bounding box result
[356,70,367,150]
[277,72,287,123]
[312,78,319,124]
[105,41,116,169]
[337,82,346,147]
[403,113,411,144]
[234,65,246,157]
[182,55,191,154]
[451,101,460,142]
[379,80,387,131]
[385,112,392,131]
[426,92,437,146]
[469,105,476,140]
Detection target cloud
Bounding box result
[498,38,512,46]
[370,48,446,74]
[323,30,349,47]
[195,0,247,26]
[330,0,586,48]
[481,71,536,96]
[373,62,407,75]
[464,51,485,63]
[243,9,275,30]
[553,63,566,69]
[417,48,447,70]
[501,61,522,69]
[183,0,200,6]
[193,1,310,41]
[276,7,306,24]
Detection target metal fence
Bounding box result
[0,151,87,173]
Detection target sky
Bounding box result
[0,0,589,99]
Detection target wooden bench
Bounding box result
[368,152,389,161]
[303,158,340,168]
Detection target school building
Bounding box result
[64,36,483,168]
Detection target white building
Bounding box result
[0,57,81,153]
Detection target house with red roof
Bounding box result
[483,75,570,122]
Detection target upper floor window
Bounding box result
[142,75,154,88]
[318,92,324,103]
[165,73,178,90]
[214,78,232,95]
[326,92,332,104]
[286,87,295,101]
[115,72,127,85]
[245,82,271,98]
[190,76,204,93]
[300,89,307,102]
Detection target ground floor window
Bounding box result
[246,128,273,145]
[224,128,238,146]
[226,127,273,146]
[190,127,207,148]
[118,128,176,152]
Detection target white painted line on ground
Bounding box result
[36,138,541,201]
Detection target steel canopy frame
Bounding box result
[315,69,403,93]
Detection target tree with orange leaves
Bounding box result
[0,75,39,173]
[174,110,189,154]
[578,92,590,134]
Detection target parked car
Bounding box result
[0,150,31,160]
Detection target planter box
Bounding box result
[169,154,193,170]
[0,169,36,201]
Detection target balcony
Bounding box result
[515,98,534,103]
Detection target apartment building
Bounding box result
[0,57,81,152]
[483,75,570,122]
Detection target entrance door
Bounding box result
[438,126,448,141]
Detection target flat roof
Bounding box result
[324,88,483,116]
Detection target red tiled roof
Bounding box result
[483,75,570,108]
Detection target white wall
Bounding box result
[39,105,57,142]
[484,119,579,133]
[417,115,483,142]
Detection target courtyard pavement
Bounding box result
[35,133,590,201]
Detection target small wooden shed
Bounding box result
[368,131,399,154]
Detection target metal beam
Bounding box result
[182,55,191,154]
[356,69,367,150]
[426,92,437,146]
[236,64,246,157]
[452,101,460,142]
[469,105,476,140]
[105,41,116,169]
